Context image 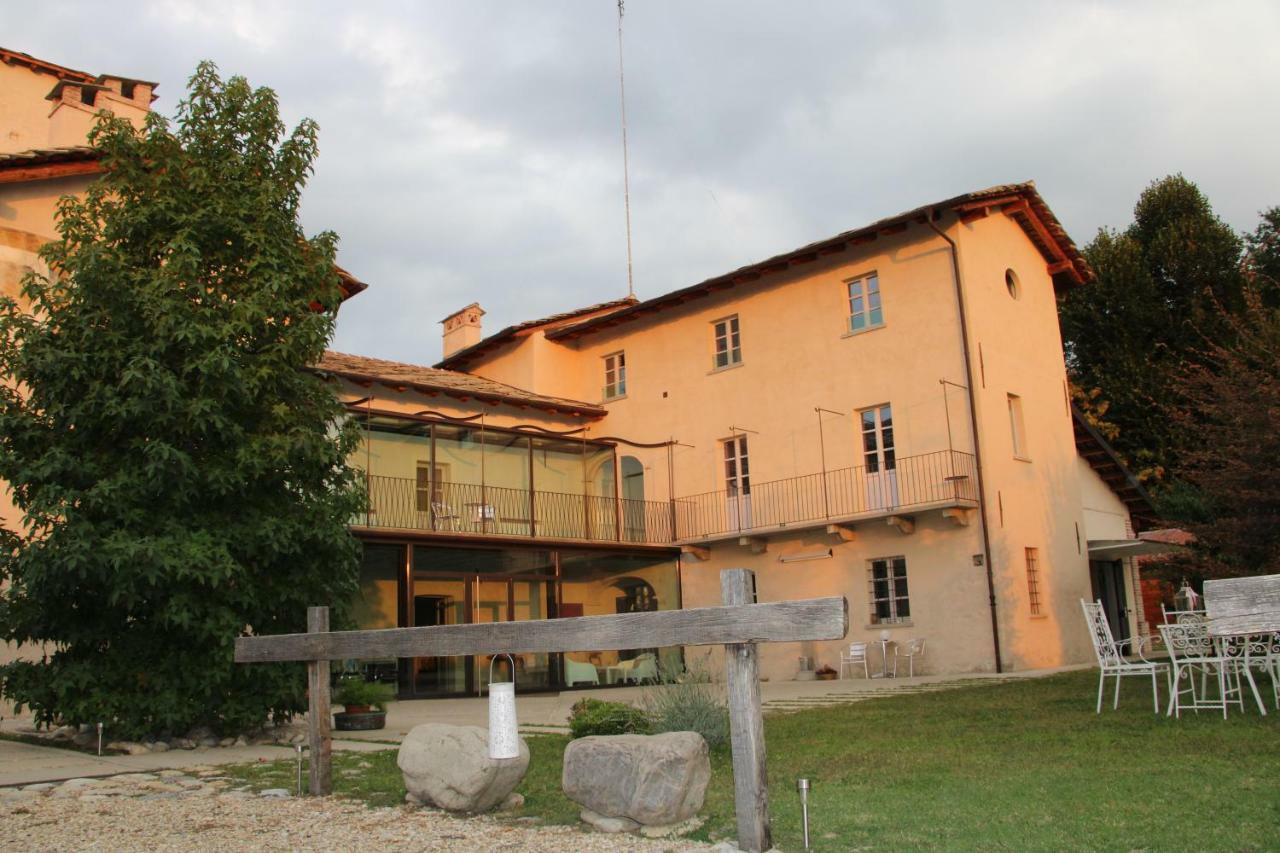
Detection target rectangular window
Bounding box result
[868,556,909,624]
[1025,547,1042,616]
[712,316,742,369]
[722,435,750,497]
[847,272,883,332]
[1008,393,1028,458]
[415,462,449,512]
[603,351,627,399]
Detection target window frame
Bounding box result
[603,351,627,400]
[845,272,884,335]
[1025,546,1043,616]
[868,556,910,625]
[711,315,743,370]
[1007,393,1029,460]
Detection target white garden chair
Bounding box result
[1159,621,1245,719]
[1081,599,1169,713]
[893,638,926,678]
[839,642,869,679]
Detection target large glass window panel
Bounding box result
[511,579,553,690]
[410,574,468,696]
[352,543,402,685]
[361,419,433,528]
[559,551,681,685]
[532,437,587,538]
[479,431,531,535]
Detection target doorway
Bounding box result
[1090,560,1130,645]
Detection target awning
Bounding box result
[1087,539,1184,560]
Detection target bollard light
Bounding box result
[487,654,520,760]
[797,777,812,849]
[97,722,103,757]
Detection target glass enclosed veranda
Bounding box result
[354,413,672,544]
[352,541,681,698]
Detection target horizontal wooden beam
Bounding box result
[0,159,103,184]
[235,597,848,663]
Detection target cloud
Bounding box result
[9,0,1280,364]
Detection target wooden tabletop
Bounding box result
[1204,573,1280,636]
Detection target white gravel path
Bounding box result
[0,774,717,852]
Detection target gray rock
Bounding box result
[21,783,56,793]
[260,788,291,798]
[51,725,77,740]
[233,735,249,748]
[562,732,710,826]
[113,741,150,755]
[218,737,235,748]
[580,808,641,833]
[148,741,170,753]
[198,736,220,748]
[172,738,197,750]
[396,723,529,813]
[73,731,97,748]
[639,816,705,838]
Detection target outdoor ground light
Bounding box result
[796,777,812,849]
[488,654,520,760]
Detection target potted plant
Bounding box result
[814,664,838,681]
[333,679,395,731]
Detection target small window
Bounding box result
[603,351,627,400]
[1007,393,1028,459]
[847,272,884,333]
[1025,547,1042,616]
[868,556,910,624]
[121,81,136,99]
[712,316,742,369]
[1005,268,1020,300]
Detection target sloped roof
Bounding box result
[436,295,639,370]
[546,182,1091,344]
[1072,407,1157,530]
[0,46,158,90]
[317,351,605,418]
[0,146,102,171]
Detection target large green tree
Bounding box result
[1059,175,1245,484]
[0,63,365,738]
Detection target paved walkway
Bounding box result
[1,664,1084,786]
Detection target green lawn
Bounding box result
[223,670,1280,850]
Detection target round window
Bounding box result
[1005,268,1020,300]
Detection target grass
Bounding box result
[222,669,1280,850]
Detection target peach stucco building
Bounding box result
[2,47,1156,701]
[335,184,1157,694]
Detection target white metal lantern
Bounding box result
[488,654,520,761]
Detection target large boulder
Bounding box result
[562,732,710,826]
[397,724,529,813]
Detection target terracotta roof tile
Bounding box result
[317,351,604,417]
[546,182,1091,343]
[436,295,639,369]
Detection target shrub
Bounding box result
[568,698,650,738]
[334,679,395,712]
[641,660,730,748]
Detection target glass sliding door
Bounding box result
[409,574,468,696]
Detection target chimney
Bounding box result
[441,303,485,359]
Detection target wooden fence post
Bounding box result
[306,606,333,796]
[721,568,771,853]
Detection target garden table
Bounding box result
[1204,574,1280,716]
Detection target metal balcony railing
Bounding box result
[358,475,675,545]
[673,450,978,541]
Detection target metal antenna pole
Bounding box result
[616,0,635,298]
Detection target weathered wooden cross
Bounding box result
[235,568,847,852]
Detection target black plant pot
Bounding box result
[334,711,386,731]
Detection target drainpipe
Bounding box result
[926,209,1004,674]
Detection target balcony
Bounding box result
[354,450,977,548]
[357,475,677,546]
[673,450,978,543]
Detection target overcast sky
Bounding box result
[12,1,1280,365]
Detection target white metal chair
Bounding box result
[894,638,926,678]
[430,501,460,531]
[839,642,870,679]
[564,657,600,687]
[1159,621,1245,719]
[1081,599,1169,713]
